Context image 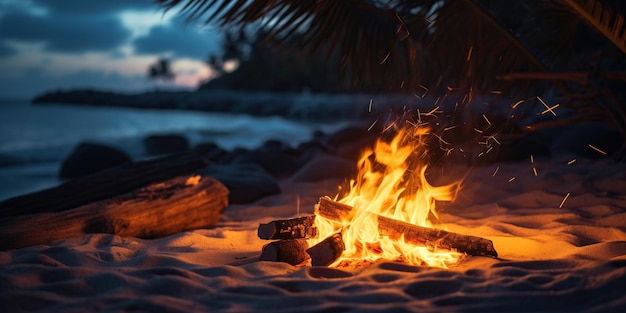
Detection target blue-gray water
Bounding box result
[0,99,347,201]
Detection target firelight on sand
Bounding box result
[312,124,463,268]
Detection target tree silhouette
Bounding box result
[147,57,175,83]
[158,0,626,158]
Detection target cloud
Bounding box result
[0,42,15,57]
[133,24,222,60]
[32,0,155,14]
[0,11,131,53]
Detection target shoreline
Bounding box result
[32,89,427,122]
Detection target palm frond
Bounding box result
[158,0,420,91]
[559,0,626,55]
[403,0,547,98]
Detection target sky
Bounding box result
[0,0,225,99]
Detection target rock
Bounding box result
[59,142,131,179]
[232,140,302,178]
[144,134,189,155]
[203,163,281,204]
[194,142,228,163]
[291,152,356,182]
[324,125,378,161]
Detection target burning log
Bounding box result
[258,216,317,240]
[259,239,310,265]
[315,197,498,258]
[306,233,345,266]
[0,175,228,250]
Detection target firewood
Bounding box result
[0,175,228,250]
[306,233,345,266]
[0,152,209,218]
[315,197,498,258]
[259,239,310,266]
[258,215,317,240]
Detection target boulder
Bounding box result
[59,142,131,179]
[144,134,189,155]
[291,152,356,182]
[203,163,281,204]
[232,140,302,178]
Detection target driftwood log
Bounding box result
[315,197,498,258]
[0,152,209,218]
[0,174,228,250]
[258,216,317,240]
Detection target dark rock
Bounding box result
[144,134,189,155]
[59,142,131,179]
[232,140,302,178]
[291,153,356,182]
[203,163,280,204]
[324,125,378,161]
[194,142,228,162]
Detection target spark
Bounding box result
[537,97,557,116]
[368,119,378,131]
[567,159,576,165]
[443,126,457,132]
[541,104,560,115]
[474,128,484,134]
[559,193,571,209]
[492,166,499,176]
[508,177,516,182]
[511,100,524,109]
[368,99,373,112]
[491,90,502,94]
[530,155,534,163]
[467,46,473,61]
[482,114,491,126]
[533,167,538,177]
[379,51,392,64]
[588,144,607,155]
[486,146,493,154]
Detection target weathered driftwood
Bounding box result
[0,152,209,218]
[259,239,310,265]
[315,197,498,258]
[258,215,317,240]
[306,233,345,266]
[0,175,228,250]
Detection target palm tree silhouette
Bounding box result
[157,0,626,158]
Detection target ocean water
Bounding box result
[0,99,348,201]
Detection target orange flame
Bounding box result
[313,123,462,268]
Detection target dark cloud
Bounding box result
[134,24,221,59]
[32,0,156,14]
[0,42,15,57]
[0,11,130,53]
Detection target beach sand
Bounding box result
[1,155,625,312]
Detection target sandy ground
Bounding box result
[1,155,625,312]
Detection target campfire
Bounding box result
[258,123,498,268]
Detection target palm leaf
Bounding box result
[559,0,626,55]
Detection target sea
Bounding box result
[0,99,349,201]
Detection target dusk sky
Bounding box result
[0,0,225,99]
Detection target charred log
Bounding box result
[306,233,345,266]
[259,239,310,265]
[315,197,498,258]
[258,215,317,240]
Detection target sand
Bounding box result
[1,155,625,312]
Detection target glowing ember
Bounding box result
[312,124,462,268]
